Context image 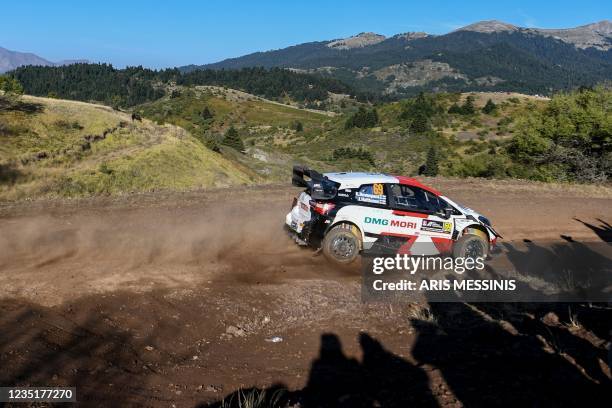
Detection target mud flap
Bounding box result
[284,224,309,246]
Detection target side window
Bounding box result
[353,183,387,206]
[423,190,443,213]
[438,197,462,216]
[388,184,439,213]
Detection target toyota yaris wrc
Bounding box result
[286,166,501,265]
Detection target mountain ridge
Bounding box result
[190,19,612,96]
[0,46,87,74]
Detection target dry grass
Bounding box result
[0,95,257,200]
[407,304,437,324]
[219,387,287,408]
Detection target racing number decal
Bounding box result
[373,183,384,195]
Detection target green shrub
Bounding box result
[222,126,245,153]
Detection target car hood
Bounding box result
[442,196,480,218]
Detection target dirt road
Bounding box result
[0,180,611,407]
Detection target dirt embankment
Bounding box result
[0,180,610,406]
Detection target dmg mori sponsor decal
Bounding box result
[364,217,417,229]
[421,219,452,234]
[364,216,388,226]
[390,219,417,229]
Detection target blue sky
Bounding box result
[2,1,609,69]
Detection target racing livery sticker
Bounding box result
[421,219,452,234]
[356,192,386,204]
[364,217,418,230]
[364,216,389,226]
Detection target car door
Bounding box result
[336,183,393,244]
[385,183,427,237]
[386,184,453,255]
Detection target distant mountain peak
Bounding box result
[327,32,386,50]
[456,20,518,33]
[581,20,612,33]
[527,20,612,50]
[454,19,611,50]
[0,46,87,73]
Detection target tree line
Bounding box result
[10,64,164,108]
[8,63,358,108]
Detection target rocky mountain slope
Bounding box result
[458,20,612,50]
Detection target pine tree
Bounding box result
[448,103,462,114]
[423,147,439,176]
[201,106,213,120]
[222,126,245,153]
[410,112,430,134]
[462,95,476,115]
[367,108,379,127]
[482,99,497,114]
[0,75,24,95]
[345,106,378,129]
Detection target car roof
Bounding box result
[323,172,441,196]
[324,172,397,189]
[394,175,441,196]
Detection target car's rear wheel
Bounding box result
[453,233,489,260]
[322,224,361,264]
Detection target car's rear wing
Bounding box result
[292,165,338,200]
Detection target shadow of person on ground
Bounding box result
[203,332,437,408]
[358,332,438,408]
[574,217,612,243]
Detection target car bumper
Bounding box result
[286,210,304,233]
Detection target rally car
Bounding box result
[286,166,501,264]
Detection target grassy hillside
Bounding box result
[136,86,338,179]
[0,94,257,200]
[254,91,553,175]
[134,88,563,178]
[2,86,605,202]
[137,86,332,134]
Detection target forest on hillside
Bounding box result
[9,64,359,108]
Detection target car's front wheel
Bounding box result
[322,224,361,264]
[452,233,489,260]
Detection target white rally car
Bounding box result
[286,166,501,264]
